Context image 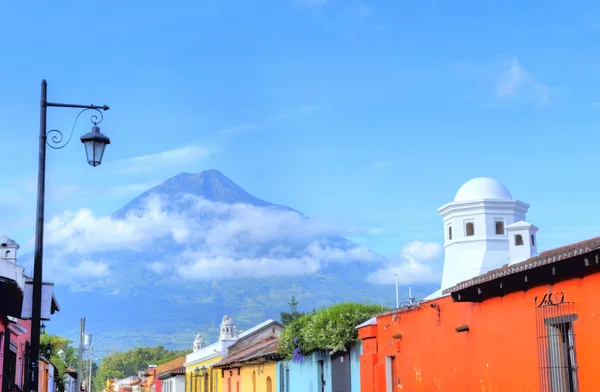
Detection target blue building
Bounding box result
[276,341,361,392]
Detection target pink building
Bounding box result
[0,237,60,392]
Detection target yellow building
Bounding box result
[240,360,276,392]
[185,315,241,392]
[185,316,284,392]
[213,338,279,392]
[186,357,223,392]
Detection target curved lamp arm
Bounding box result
[47,107,105,150]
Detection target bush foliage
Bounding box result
[278,302,381,358]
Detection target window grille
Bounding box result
[535,297,579,392]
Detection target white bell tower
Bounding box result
[219,315,238,341]
[193,334,203,352]
[438,177,533,291]
[0,236,19,263]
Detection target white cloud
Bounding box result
[496,58,549,105]
[176,254,321,279]
[149,262,168,273]
[367,227,385,236]
[113,145,213,175]
[367,241,443,285]
[41,194,376,282]
[40,253,110,287]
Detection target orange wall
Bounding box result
[38,361,50,392]
[220,369,241,392]
[360,272,600,392]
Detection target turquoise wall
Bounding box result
[276,341,362,392]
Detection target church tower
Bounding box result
[219,315,238,341]
[0,236,19,262]
[438,177,537,291]
[193,334,203,352]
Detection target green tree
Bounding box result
[280,295,304,326]
[93,347,189,392]
[278,302,383,358]
[39,333,78,392]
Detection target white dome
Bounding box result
[454,177,512,202]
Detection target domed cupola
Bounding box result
[438,177,536,291]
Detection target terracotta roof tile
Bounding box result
[375,303,423,318]
[213,338,280,368]
[150,356,187,376]
[442,235,600,295]
[157,366,185,380]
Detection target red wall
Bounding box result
[359,272,600,391]
[1,317,32,389]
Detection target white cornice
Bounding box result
[7,320,28,336]
[184,351,221,368]
[444,237,509,247]
[438,199,530,218]
[505,221,539,232]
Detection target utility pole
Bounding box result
[78,318,86,391]
[88,346,93,392]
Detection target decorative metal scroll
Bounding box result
[534,292,565,308]
[47,107,104,149]
[429,302,441,326]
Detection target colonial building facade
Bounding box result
[0,237,60,392]
[358,177,600,391]
[184,316,284,392]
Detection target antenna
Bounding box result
[409,286,413,304]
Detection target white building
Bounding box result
[0,236,60,319]
[114,376,139,392]
[157,367,185,392]
[64,368,78,392]
[427,177,539,298]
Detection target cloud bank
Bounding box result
[41,194,383,284]
[367,241,443,285]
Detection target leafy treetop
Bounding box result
[93,347,189,392]
[40,333,78,392]
[278,302,382,359]
[280,296,304,326]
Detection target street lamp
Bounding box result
[193,368,200,392]
[394,273,399,308]
[28,79,111,392]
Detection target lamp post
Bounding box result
[28,79,111,392]
[193,368,200,392]
[394,273,399,308]
[200,367,207,392]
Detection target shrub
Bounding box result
[278,302,382,358]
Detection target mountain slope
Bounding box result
[112,170,303,218]
[27,170,437,354]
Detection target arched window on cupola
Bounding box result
[465,222,475,237]
[515,234,524,246]
[448,226,452,240]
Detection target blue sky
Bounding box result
[1,0,600,280]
